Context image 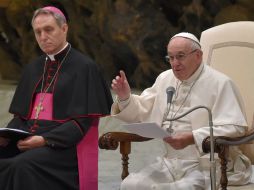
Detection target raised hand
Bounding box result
[111,70,131,101]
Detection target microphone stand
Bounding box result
[166,105,216,190]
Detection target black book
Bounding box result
[0,128,32,141]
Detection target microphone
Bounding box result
[166,86,175,104]
[162,86,176,124]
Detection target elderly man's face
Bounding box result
[32,13,68,55]
[167,37,202,81]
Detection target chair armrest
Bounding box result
[202,132,254,190]
[99,132,152,150]
[99,132,152,180]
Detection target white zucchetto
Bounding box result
[170,32,201,47]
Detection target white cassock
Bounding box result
[111,63,252,190]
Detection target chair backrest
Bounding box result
[200,21,254,129]
[200,21,254,163]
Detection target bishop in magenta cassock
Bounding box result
[0,5,113,190]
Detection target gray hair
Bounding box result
[31,8,67,27]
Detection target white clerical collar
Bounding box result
[47,42,69,61]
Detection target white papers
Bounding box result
[122,122,170,138]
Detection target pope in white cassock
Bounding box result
[111,32,253,190]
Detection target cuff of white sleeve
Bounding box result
[192,130,204,155]
[116,95,131,111]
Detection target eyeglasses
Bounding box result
[165,49,197,63]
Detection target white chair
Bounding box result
[200,21,254,190]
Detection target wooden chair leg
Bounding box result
[218,145,229,190]
[202,137,230,190]
[120,141,131,180]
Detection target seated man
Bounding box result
[111,32,252,189]
[0,5,112,190]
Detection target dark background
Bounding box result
[0,0,253,89]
